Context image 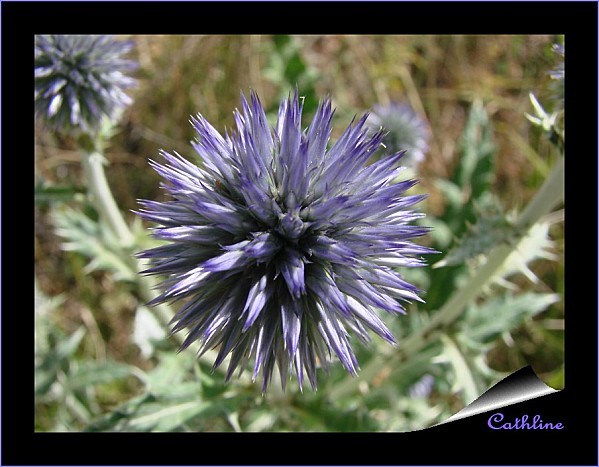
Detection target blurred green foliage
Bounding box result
[35,35,564,432]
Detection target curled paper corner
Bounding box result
[435,366,560,426]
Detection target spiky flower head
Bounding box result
[136,91,433,391]
[35,35,137,136]
[365,102,430,169]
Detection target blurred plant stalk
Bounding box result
[331,155,564,400]
[77,137,184,346]
[79,149,136,248]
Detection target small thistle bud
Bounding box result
[35,35,138,136]
[365,102,431,169]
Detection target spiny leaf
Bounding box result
[492,221,558,288]
[435,198,515,269]
[424,101,497,310]
[460,292,560,344]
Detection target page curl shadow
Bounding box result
[435,366,559,425]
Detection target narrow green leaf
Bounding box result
[434,179,463,208]
[35,327,86,396]
[35,183,81,205]
[65,360,135,391]
[456,100,495,199]
[83,393,154,432]
[127,400,210,432]
[144,351,198,393]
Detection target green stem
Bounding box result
[79,150,135,248]
[330,156,564,400]
[78,146,185,346]
[440,334,480,405]
[514,156,564,230]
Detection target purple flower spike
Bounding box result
[136,91,434,391]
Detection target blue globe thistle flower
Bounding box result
[365,102,430,169]
[136,91,433,391]
[35,35,137,136]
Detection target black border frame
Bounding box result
[4,1,597,465]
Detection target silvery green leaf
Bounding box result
[64,360,136,391]
[244,410,277,432]
[35,280,66,351]
[85,378,236,432]
[35,326,86,397]
[143,351,198,393]
[133,306,167,359]
[52,206,136,281]
[83,393,153,432]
